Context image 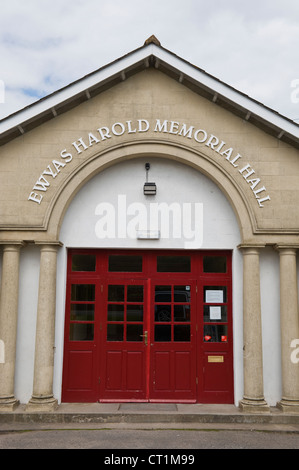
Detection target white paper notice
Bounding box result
[209,306,222,320]
[205,290,224,303]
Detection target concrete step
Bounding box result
[1,403,299,427]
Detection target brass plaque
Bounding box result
[208,355,224,363]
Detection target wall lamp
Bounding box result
[143,163,157,195]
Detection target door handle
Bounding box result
[140,331,148,346]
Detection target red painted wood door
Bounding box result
[197,275,234,404]
[62,278,99,403]
[99,279,149,401]
[62,249,234,404]
[149,281,197,402]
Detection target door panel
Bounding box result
[67,351,94,390]
[126,351,144,390]
[105,351,122,390]
[175,351,192,390]
[153,351,171,391]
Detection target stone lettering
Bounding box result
[43,164,57,179]
[60,149,73,162]
[205,134,219,150]
[33,175,50,192]
[138,119,150,132]
[72,137,88,154]
[28,191,43,204]
[88,132,100,146]
[154,119,168,133]
[178,123,194,139]
[97,126,111,140]
[28,118,271,208]
[194,128,207,143]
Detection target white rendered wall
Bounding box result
[14,246,39,404]
[11,157,285,406]
[59,157,240,250]
[260,247,282,405]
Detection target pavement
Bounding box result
[1,402,299,432]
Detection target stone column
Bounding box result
[238,244,269,413]
[0,242,24,411]
[27,242,62,411]
[276,245,299,412]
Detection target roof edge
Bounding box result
[0,39,299,146]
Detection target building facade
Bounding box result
[0,37,299,413]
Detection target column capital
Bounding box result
[274,244,299,254]
[237,243,266,253]
[0,241,25,249]
[35,241,63,252]
[35,240,63,247]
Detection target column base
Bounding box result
[239,397,270,413]
[26,395,58,412]
[277,399,299,414]
[0,396,20,412]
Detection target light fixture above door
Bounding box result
[143,163,157,195]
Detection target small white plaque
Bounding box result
[205,290,223,303]
[209,306,221,320]
[137,230,160,239]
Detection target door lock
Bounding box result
[140,331,148,346]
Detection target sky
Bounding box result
[0,0,299,122]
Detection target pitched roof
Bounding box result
[1,35,299,148]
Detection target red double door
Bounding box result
[62,250,234,404]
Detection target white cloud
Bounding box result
[0,0,299,121]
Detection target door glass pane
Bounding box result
[174,325,190,342]
[107,305,124,321]
[204,286,227,303]
[155,325,171,342]
[203,256,227,273]
[126,324,143,342]
[174,285,191,302]
[70,304,94,321]
[157,256,191,272]
[204,305,227,322]
[127,285,143,302]
[155,305,171,322]
[204,325,228,342]
[127,305,143,322]
[155,285,171,302]
[108,255,142,272]
[108,285,124,302]
[107,324,124,341]
[71,254,96,271]
[70,324,94,341]
[174,305,190,322]
[71,284,95,301]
